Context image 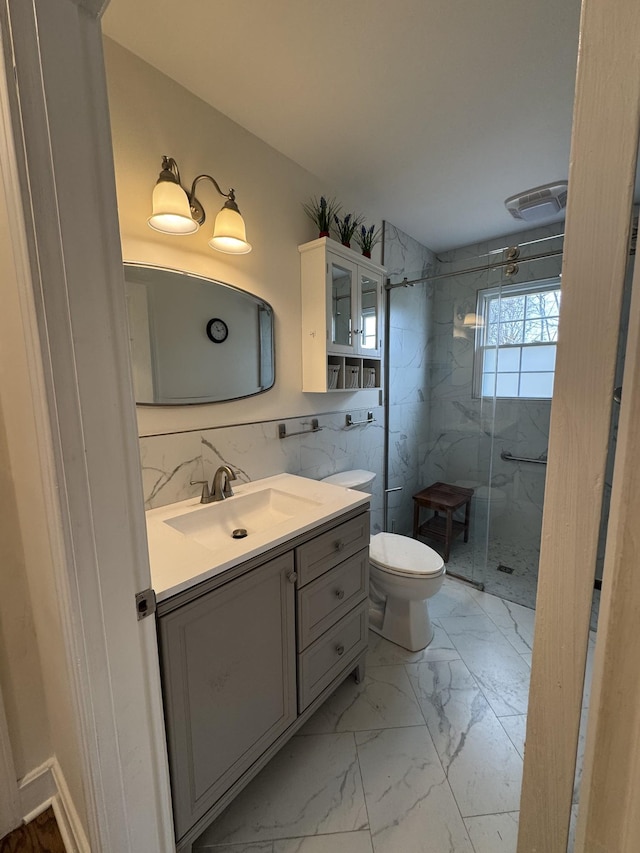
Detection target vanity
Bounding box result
[146,474,370,852]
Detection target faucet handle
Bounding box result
[222,468,237,498]
[190,479,211,503]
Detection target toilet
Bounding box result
[321,470,445,651]
[454,480,507,529]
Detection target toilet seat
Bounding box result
[321,470,376,489]
[370,533,444,578]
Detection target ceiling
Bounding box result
[102,0,584,252]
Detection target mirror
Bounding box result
[331,260,353,347]
[124,262,275,405]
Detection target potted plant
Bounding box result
[333,212,363,248]
[354,223,382,258]
[302,196,340,238]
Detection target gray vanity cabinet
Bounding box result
[156,507,369,852]
[158,551,296,841]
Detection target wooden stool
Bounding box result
[412,482,474,563]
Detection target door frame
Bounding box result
[517,0,640,850]
[0,0,174,849]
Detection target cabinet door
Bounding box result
[327,255,358,354]
[358,269,383,357]
[158,553,297,841]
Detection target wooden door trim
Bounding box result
[517,0,640,850]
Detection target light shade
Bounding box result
[463,313,484,328]
[208,206,252,254]
[148,181,198,235]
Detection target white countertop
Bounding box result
[145,473,370,602]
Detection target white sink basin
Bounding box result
[164,487,321,548]
[145,473,370,601]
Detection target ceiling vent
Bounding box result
[504,182,568,222]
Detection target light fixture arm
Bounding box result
[187,175,238,227]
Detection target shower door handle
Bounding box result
[384,487,402,493]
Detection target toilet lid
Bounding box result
[369,533,444,577]
[321,470,375,489]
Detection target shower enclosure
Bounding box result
[384,217,635,613]
[383,222,564,609]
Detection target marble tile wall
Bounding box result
[139,407,386,532]
[382,223,436,534]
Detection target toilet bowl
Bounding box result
[455,480,507,525]
[369,532,445,651]
[321,470,445,651]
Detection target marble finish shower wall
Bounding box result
[383,223,437,534]
[423,225,565,556]
[139,407,385,532]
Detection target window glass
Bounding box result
[474,278,560,399]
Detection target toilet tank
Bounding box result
[321,469,376,491]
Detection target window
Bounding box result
[474,278,561,399]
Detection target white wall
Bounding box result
[0,120,86,825]
[104,38,385,437]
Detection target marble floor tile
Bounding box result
[196,734,367,845]
[499,714,527,759]
[468,590,535,654]
[356,726,475,853]
[273,832,373,853]
[464,811,519,853]
[195,844,273,852]
[428,578,486,619]
[365,625,460,667]
[299,665,425,734]
[407,660,523,816]
[437,614,531,716]
[568,804,579,852]
[573,707,590,803]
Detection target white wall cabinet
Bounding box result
[156,507,370,852]
[299,238,385,392]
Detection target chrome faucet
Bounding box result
[190,465,237,503]
[211,465,237,501]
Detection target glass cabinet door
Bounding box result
[359,271,382,356]
[329,259,356,350]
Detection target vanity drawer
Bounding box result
[298,601,368,711]
[297,548,368,649]
[296,512,370,586]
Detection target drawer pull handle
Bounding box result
[335,588,345,600]
[334,540,345,552]
[287,572,298,584]
[336,644,345,656]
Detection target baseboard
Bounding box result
[19,758,90,853]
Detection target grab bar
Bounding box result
[501,450,547,465]
[345,411,376,428]
[278,418,322,439]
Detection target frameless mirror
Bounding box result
[124,262,275,405]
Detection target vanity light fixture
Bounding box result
[148,155,252,254]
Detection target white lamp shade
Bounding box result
[148,180,198,235]
[463,312,484,328]
[208,206,252,254]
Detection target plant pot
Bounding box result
[362,250,371,258]
[319,230,330,238]
[342,241,351,249]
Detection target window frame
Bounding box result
[472,277,561,400]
